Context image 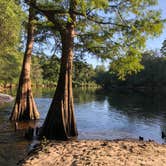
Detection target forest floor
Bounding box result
[0,93,13,104]
[21,139,166,166]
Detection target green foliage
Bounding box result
[95,50,166,89]
[73,60,96,87]
[124,51,166,87]
[41,136,49,152]
[0,52,96,87]
[0,0,164,87]
[75,0,163,78]
[40,55,60,85]
[26,0,164,79]
[0,0,24,86]
[31,56,43,85]
[0,52,23,85]
[94,66,110,88]
[31,55,97,87]
[0,0,24,56]
[110,48,144,80]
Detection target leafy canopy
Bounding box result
[0,0,25,85]
[0,0,25,56]
[28,0,163,78]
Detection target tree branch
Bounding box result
[72,10,129,28]
[25,0,65,30]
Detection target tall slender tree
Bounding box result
[10,6,40,121]
[28,0,163,139]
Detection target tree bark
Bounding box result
[40,24,78,139]
[10,6,40,121]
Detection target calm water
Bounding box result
[1,88,166,165]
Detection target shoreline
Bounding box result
[20,139,166,166]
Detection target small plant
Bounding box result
[41,136,49,153]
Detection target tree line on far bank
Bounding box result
[3,48,164,94]
[0,53,97,89]
[32,54,98,88]
[95,49,166,92]
[3,47,166,94]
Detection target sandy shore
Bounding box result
[20,139,166,166]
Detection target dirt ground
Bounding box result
[20,139,166,166]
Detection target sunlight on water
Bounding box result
[0,88,166,165]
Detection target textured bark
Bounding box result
[40,24,78,139]
[10,6,40,121]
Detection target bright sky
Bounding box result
[43,0,166,68]
[88,0,166,68]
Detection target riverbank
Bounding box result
[20,139,166,166]
[0,93,13,104]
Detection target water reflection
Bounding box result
[33,88,166,142]
[0,88,166,165]
[106,91,166,142]
[74,88,102,104]
[74,89,166,143]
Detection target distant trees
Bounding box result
[0,52,98,89]
[73,60,96,87]
[95,51,166,90]
[31,56,43,86]
[94,66,110,88]
[3,49,166,93]
[41,55,60,86]
[125,51,166,88]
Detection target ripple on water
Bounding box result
[0,88,166,165]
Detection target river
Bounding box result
[0,88,166,165]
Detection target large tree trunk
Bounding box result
[10,6,40,121]
[40,25,78,139]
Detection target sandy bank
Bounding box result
[20,139,166,166]
[0,93,13,104]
